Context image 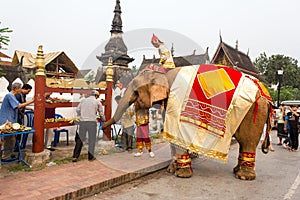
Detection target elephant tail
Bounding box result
[261,104,273,154]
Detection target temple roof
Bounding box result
[211,40,259,76]
[0,51,12,66]
[11,50,82,78]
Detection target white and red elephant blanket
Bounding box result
[163,64,271,161]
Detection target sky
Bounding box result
[1,0,299,71]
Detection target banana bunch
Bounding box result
[69,117,80,124]
[65,117,80,124]
[45,117,80,124]
[45,118,55,123]
[55,118,67,122]
[18,125,32,131]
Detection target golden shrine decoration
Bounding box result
[35,45,45,76]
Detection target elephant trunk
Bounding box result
[102,82,136,129]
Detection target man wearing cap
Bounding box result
[72,90,106,162]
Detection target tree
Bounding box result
[0,22,13,76]
[254,52,269,75]
[0,22,13,50]
[254,53,300,102]
[84,72,95,83]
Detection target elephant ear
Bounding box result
[132,70,169,106]
[150,72,169,104]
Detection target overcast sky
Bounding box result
[1,0,299,70]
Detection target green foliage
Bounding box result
[30,71,35,79]
[84,73,95,83]
[0,67,5,76]
[0,24,13,49]
[253,53,300,103]
[269,86,300,106]
[7,163,33,172]
[53,157,72,165]
[254,53,299,87]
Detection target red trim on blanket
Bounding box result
[245,76,273,124]
[246,76,273,102]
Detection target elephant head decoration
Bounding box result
[103,64,273,180]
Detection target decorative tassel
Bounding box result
[253,98,259,123]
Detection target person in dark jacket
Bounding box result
[284,105,300,152]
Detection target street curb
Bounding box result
[50,159,172,200]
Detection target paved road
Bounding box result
[86,132,300,200]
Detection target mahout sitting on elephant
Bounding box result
[103,64,273,180]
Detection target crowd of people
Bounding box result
[275,104,300,152]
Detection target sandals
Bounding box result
[134,152,143,157]
[149,152,155,158]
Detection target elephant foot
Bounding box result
[173,154,192,178]
[234,165,256,180]
[234,152,256,180]
[233,163,240,174]
[167,160,176,174]
[175,166,193,178]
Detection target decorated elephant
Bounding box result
[103,64,273,180]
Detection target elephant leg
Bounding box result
[167,144,177,173]
[234,152,256,180]
[233,146,242,174]
[167,159,177,174]
[233,98,269,180]
[233,136,258,180]
[168,144,193,178]
[174,154,193,178]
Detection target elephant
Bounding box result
[103,64,273,180]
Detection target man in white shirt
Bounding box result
[72,90,106,162]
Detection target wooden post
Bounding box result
[32,45,46,153]
[103,57,114,141]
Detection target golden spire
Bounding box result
[35,45,45,76]
[106,57,114,82]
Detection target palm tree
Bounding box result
[0,22,13,50]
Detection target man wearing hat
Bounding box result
[72,90,105,162]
